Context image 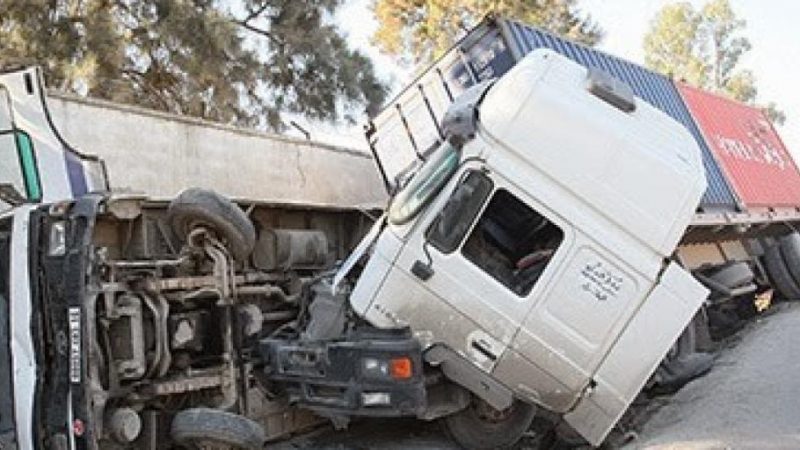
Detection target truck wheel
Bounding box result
[763,243,800,300]
[170,408,265,450]
[652,319,696,391]
[442,397,536,450]
[664,318,697,363]
[167,188,256,262]
[779,233,800,289]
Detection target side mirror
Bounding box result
[0,183,25,206]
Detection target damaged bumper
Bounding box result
[260,329,426,418]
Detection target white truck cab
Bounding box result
[0,66,107,210]
[347,49,709,445]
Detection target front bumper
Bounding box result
[260,329,426,417]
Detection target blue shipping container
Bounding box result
[367,17,737,210]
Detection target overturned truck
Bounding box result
[5,49,709,450]
[4,21,800,450]
[4,189,372,449]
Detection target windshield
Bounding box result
[388,142,460,225]
[0,133,27,206]
[1,88,41,209]
[0,90,22,210]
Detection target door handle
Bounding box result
[470,339,498,362]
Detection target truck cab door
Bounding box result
[363,167,568,374]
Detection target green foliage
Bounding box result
[643,0,784,125]
[643,2,707,86]
[372,0,602,63]
[0,0,387,129]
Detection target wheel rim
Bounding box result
[473,398,514,423]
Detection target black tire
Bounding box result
[664,318,697,363]
[651,317,697,389]
[649,310,717,393]
[170,408,265,450]
[779,233,800,287]
[167,188,256,262]
[442,397,536,450]
[763,243,800,300]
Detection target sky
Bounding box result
[298,0,800,159]
[580,0,800,158]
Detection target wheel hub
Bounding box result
[474,399,513,423]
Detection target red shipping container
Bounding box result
[678,83,800,209]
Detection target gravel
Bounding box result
[624,302,800,450]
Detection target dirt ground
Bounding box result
[268,302,800,450]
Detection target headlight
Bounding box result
[361,357,390,378]
[360,356,413,380]
[48,221,66,257]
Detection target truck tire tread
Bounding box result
[779,233,800,289]
[167,188,256,262]
[170,408,265,449]
[442,398,536,450]
[764,243,800,300]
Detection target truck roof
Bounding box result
[479,49,706,256]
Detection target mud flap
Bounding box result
[563,262,708,446]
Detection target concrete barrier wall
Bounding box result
[46,92,387,209]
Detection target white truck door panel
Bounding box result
[0,89,11,128]
[374,244,517,372]
[564,262,708,445]
[362,265,504,372]
[509,245,653,409]
[365,169,562,373]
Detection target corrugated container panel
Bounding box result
[368,17,737,209]
[368,46,467,184]
[498,19,735,209]
[678,83,800,208]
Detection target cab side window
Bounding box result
[462,189,563,296]
[427,171,493,254]
[0,133,27,204]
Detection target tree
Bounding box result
[0,0,387,130]
[643,0,784,124]
[372,0,602,64]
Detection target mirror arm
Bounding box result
[0,183,25,206]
